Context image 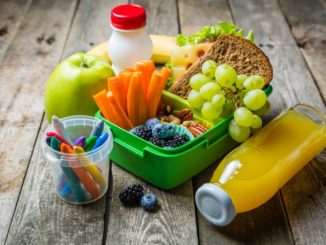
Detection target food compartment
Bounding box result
[96,85,273,189]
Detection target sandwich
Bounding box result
[168,34,273,98]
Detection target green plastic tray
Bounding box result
[96,85,273,189]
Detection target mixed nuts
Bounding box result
[158,104,209,137]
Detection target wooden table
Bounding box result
[1,0,325,244]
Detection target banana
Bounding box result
[87,34,177,64]
[87,42,110,62]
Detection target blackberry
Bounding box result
[166,139,178,148]
[162,134,190,148]
[149,136,166,147]
[119,184,144,206]
[174,134,190,141]
[173,134,190,147]
[135,125,152,141]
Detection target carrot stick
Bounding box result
[127,72,147,126]
[134,62,148,96]
[146,72,163,118]
[125,67,135,72]
[106,91,134,130]
[141,60,155,82]
[160,66,172,84]
[145,67,171,118]
[93,90,133,129]
[118,71,132,94]
[150,67,172,117]
[107,77,127,114]
[93,90,113,121]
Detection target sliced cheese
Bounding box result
[170,43,212,69]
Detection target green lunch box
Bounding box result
[96,85,273,189]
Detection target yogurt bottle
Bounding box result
[108,4,153,74]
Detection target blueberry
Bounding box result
[140,193,158,211]
[145,118,160,130]
[152,124,169,139]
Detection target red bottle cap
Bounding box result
[111,4,146,30]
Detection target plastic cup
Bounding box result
[41,116,113,204]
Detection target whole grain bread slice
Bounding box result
[168,34,273,98]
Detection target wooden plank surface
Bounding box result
[278,0,326,101]
[0,0,325,244]
[106,1,198,244]
[230,0,326,244]
[4,0,123,244]
[179,0,294,244]
[107,165,198,244]
[0,0,33,62]
[229,0,296,46]
[0,0,78,244]
[178,0,232,35]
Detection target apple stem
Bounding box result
[80,62,89,68]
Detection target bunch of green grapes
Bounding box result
[187,61,271,143]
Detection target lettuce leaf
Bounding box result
[176,21,254,46]
[246,30,254,42]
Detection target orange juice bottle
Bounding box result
[195,104,326,226]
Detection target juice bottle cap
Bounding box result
[195,183,236,226]
[110,4,146,30]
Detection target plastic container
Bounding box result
[108,4,153,74]
[96,85,273,189]
[42,116,113,204]
[195,104,326,226]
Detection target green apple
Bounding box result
[45,52,114,122]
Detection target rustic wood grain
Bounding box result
[4,0,124,244]
[280,158,326,245]
[107,165,198,245]
[230,0,326,244]
[178,0,233,36]
[1,0,77,68]
[0,0,33,62]
[132,0,179,35]
[180,0,294,244]
[61,0,124,59]
[0,0,78,244]
[278,0,326,101]
[300,49,326,102]
[106,1,198,244]
[229,0,296,46]
[1,0,325,244]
